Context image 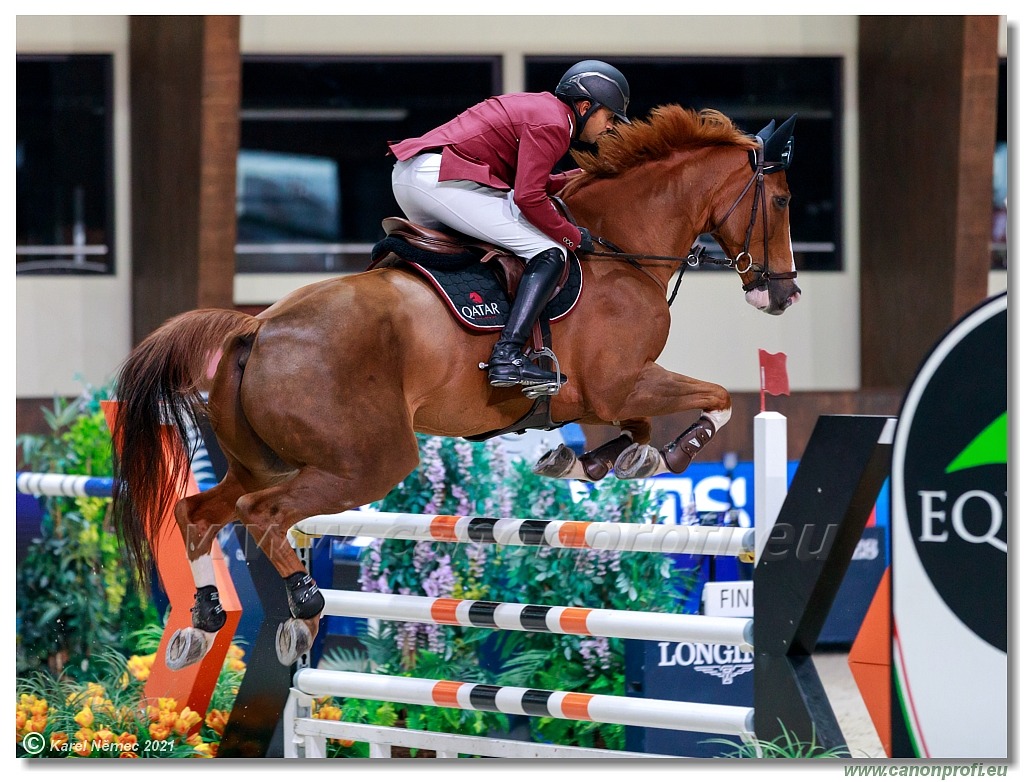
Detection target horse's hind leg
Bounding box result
[166,472,247,670]
[235,455,419,666]
[533,418,651,482]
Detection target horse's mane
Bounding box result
[561,105,758,195]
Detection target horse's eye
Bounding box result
[773,195,790,209]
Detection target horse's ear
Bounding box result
[755,119,776,143]
[763,114,797,172]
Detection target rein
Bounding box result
[575,140,798,306]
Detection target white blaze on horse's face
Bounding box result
[744,232,801,313]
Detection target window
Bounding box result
[237,56,500,273]
[17,54,115,275]
[526,57,844,271]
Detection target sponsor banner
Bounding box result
[892,292,1007,758]
[625,639,753,757]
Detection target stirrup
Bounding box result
[478,347,565,397]
[522,348,564,399]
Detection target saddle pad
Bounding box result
[403,256,583,332]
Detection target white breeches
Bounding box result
[392,153,565,261]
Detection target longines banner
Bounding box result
[891,292,1007,758]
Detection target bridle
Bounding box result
[579,137,798,306]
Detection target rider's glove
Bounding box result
[578,227,595,254]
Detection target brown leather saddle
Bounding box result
[369,217,576,352]
[372,217,570,297]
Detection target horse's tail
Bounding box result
[110,308,261,588]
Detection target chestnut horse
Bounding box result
[110,106,801,669]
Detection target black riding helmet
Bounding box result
[554,60,630,140]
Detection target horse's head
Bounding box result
[562,106,803,315]
[708,115,802,315]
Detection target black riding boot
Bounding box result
[487,248,567,390]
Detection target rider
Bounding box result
[388,60,630,393]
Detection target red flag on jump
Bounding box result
[758,349,790,411]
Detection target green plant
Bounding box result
[16,383,158,678]
[706,723,850,758]
[346,433,696,751]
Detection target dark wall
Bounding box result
[129,16,240,343]
[858,16,998,389]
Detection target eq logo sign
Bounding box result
[894,294,1007,652]
[890,292,1008,758]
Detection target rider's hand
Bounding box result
[578,227,595,254]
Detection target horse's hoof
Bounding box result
[533,444,578,478]
[613,444,665,480]
[166,628,214,670]
[275,618,315,666]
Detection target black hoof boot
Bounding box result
[285,571,325,620]
[192,585,227,633]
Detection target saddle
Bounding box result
[369,217,585,439]
[369,217,582,350]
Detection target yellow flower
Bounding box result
[29,698,48,717]
[117,732,138,747]
[185,733,202,747]
[119,751,139,758]
[226,657,246,672]
[193,741,217,758]
[94,727,115,745]
[227,645,246,660]
[315,705,342,721]
[74,741,93,757]
[158,709,178,728]
[127,654,155,682]
[24,716,48,734]
[15,710,27,734]
[49,731,69,750]
[204,709,229,736]
[74,704,94,728]
[156,697,178,712]
[173,707,202,735]
[75,727,95,743]
[149,723,171,741]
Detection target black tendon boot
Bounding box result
[285,571,325,620]
[487,248,568,391]
[192,585,227,632]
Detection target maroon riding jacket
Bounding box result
[388,92,583,251]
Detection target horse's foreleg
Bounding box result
[166,473,246,670]
[599,363,732,479]
[533,418,651,481]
